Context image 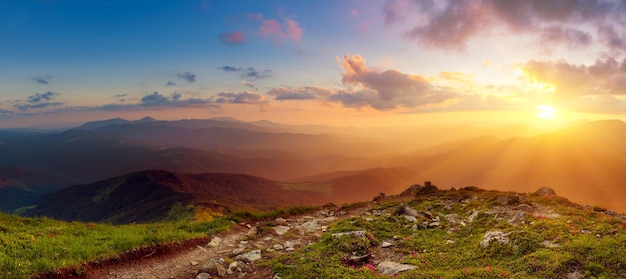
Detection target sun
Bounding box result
[536,105,557,120]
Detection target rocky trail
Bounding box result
[39,202,376,279]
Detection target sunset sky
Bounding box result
[2,0,626,128]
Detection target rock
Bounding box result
[534,187,557,197]
[401,205,420,217]
[297,221,320,234]
[377,261,417,275]
[347,253,371,265]
[466,210,479,223]
[232,247,245,255]
[445,240,455,244]
[404,215,418,222]
[285,247,295,252]
[444,214,460,224]
[331,230,368,240]
[273,275,283,279]
[216,263,227,277]
[273,225,290,235]
[208,237,222,248]
[235,249,262,262]
[284,240,295,249]
[196,273,211,279]
[421,211,434,220]
[229,261,253,273]
[245,223,252,229]
[400,184,423,196]
[191,261,199,266]
[199,259,222,274]
[275,217,287,225]
[480,231,510,247]
[246,226,257,236]
[508,210,525,225]
[541,240,560,248]
[381,241,393,248]
[273,244,284,250]
[428,221,441,228]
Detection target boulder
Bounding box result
[273,225,290,235]
[480,231,510,247]
[534,187,557,197]
[229,261,253,273]
[207,237,222,248]
[196,273,211,279]
[377,261,417,275]
[236,249,262,262]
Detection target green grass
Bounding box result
[0,212,231,279]
[270,189,626,279]
[229,205,319,223]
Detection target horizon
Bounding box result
[2,1,626,128]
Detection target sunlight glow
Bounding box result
[536,105,557,120]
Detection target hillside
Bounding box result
[19,185,626,279]
[20,170,331,224]
[0,167,77,210]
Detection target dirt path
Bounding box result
[47,203,375,279]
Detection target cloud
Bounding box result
[241,80,254,88]
[218,66,273,80]
[13,91,63,112]
[27,91,59,103]
[336,54,457,110]
[216,91,269,111]
[165,81,176,86]
[258,18,303,44]
[114,93,128,98]
[217,66,241,72]
[267,86,332,100]
[219,31,245,45]
[384,0,626,53]
[538,26,592,49]
[32,76,50,85]
[171,92,181,100]
[217,91,266,104]
[522,57,626,98]
[141,92,169,105]
[176,72,196,83]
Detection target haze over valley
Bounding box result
[2,116,626,220]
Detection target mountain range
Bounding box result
[2,116,626,222]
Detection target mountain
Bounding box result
[394,120,626,213]
[20,170,332,224]
[75,116,157,130]
[0,167,77,210]
[293,167,425,203]
[0,127,321,182]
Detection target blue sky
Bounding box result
[2,0,626,127]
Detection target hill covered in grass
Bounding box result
[269,185,626,278]
[2,184,626,278]
[20,170,331,224]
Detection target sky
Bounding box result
[2,0,626,128]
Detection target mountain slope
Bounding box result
[21,170,331,224]
[294,167,425,203]
[0,167,77,210]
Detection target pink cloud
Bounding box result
[219,31,245,45]
[258,18,303,44]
